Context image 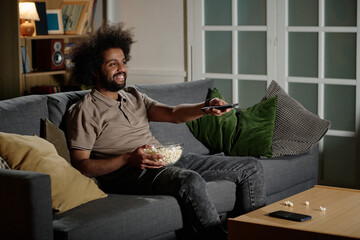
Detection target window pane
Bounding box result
[237,0,266,26]
[325,0,356,26]
[288,0,318,26]
[205,0,232,26]
[288,82,318,115]
[288,32,318,77]
[323,136,356,185]
[325,33,356,79]
[324,84,355,131]
[205,31,232,74]
[214,79,232,103]
[238,80,267,108]
[238,31,266,75]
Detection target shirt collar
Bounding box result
[91,89,120,107]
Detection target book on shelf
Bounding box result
[21,46,31,74]
[61,0,97,35]
[34,1,48,35]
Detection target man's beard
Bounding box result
[99,72,127,92]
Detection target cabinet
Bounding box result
[0,0,93,100]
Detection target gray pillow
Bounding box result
[263,80,331,156]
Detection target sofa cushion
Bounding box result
[263,81,331,156]
[53,194,183,240]
[52,180,235,240]
[0,95,48,136]
[136,80,213,154]
[257,145,318,202]
[47,90,89,128]
[0,132,107,214]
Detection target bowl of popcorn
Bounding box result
[143,144,183,165]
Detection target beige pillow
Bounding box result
[42,118,71,163]
[0,132,107,214]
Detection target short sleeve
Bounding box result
[141,92,157,113]
[125,86,157,113]
[66,104,98,151]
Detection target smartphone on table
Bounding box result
[269,210,312,222]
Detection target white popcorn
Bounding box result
[305,201,310,206]
[285,201,293,207]
[320,206,326,211]
[143,144,182,165]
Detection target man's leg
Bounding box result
[175,153,266,217]
[149,166,226,239]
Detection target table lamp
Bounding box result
[19,2,40,37]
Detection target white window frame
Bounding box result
[187,0,277,104]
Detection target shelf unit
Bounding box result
[20,34,84,95]
[0,0,90,100]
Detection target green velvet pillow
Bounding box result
[186,88,277,157]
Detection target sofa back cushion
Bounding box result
[136,80,212,154]
[0,95,48,136]
[47,90,90,129]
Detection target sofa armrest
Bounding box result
[0,169,53,240]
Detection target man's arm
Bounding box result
[70,145,165,177]
[148,98,230,123]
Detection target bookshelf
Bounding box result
[0,0,97,99]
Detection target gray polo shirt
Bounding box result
[66,87,162,159]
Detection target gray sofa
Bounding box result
[0,79,318,240]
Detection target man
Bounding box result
[67,23,265,239]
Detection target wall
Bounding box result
[106,0,187,85]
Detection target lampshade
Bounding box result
[19,2,40,37]
[19,2,40,20]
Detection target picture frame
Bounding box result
[46,9,64,34]
[60,1,88,35]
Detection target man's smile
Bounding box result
[114,72,126,82]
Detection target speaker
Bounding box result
[32,39,65,71]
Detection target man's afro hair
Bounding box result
[71,22,135,86]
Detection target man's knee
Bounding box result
[152,168,205,195]
[247,158,264,176]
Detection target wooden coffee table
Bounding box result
[228,185,360,240]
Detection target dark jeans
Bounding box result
[98,153,266,238]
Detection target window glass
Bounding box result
[324,84,355,131]
[237,80,267,108]
[214,79,233,103]
[238,31,267,75]
[325,0,356,26]
[288,0,318,26]
[205,31,232,74]
[288,32,318,77]
[288,82,318,114]
[323,136,356,184]
[205,0,232,26]
[325,33,356,79]
[238,0,266,25]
